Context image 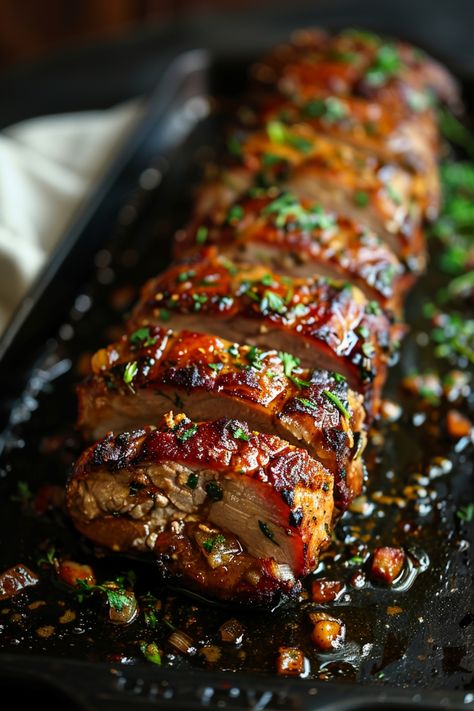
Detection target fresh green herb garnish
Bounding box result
[232,427,250,442]
[261,290,286,314]
[258,520,280,546]
[178,270,196,283]
[140,641,162,665]
[365,44,401,86]
[130,327,157,348]
[438,109,474,159]
[227,134,242,157]
[159,308,171,322]
[278,351,310,388]
[303,96,348,123]
[196,226,208,245]
[206,481,224,502]
[176,424,198,442]
[75,576,134,612]
[246,345,264,369]
[266,121,313,153]
[186,473,199,489]
[262,192,335,231]
[322,390,351,420]
[202,534,226,553]
[123,361,138,385]
[192,293,208,311]
[37,547,56,567]
[208,362,224,372]
[227,205,244,223]
[227,343,240,357]
[13,480,32,504]
[354,190,369,207]
[297,397,318,410]
[456,504,474,522]
[346,555,364,566]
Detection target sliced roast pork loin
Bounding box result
[78,326,366,508]
[66,415,334,603]
[252,28,459,115]
[246,92,439,177]
[194,131,428,271]
[129,248,396,416]
[175,190,409,312]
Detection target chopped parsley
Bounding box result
[361,342,376,358]
[178,270,196,283]
[297,397,318,410]
[261,290,286,314]
[176,424,198,442]
[123,361,138,384]
[129,327,157,348]
[227,343,240,357]
[196,226,208,245]
[266,120,313,154]
[456,504,474,522]
[159,308,171,322]
[13,480,32,504]
[354,190,369,207]
[365,44,401,86]
[208,362,224,372]
[186,473,199,489]
[278,351,310,388]
[192,293,208,311]
[232,427,250,442]
[227,204,244,223]
[37,547,56,567]
[322,390,351,420]
[303,96,348,123]
[75,576,134,612]
[202,534,226,553]
[258,520,280,546]
[260,273,274,286]
[205,481,224,502]
[262,192,335,231]
[246,345,264,370]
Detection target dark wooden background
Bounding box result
[0,0,267,68]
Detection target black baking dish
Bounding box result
[0,9,473,711]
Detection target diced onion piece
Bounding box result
[219,618,245,644]
[168,630,196,655]
[108,591,138,625]
[369,546,405,584]
[277,646,305,676]
[311,578,344,603]
[0,564,39,600]
[194,528,242,570]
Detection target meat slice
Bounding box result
[250,93,439,176]
[130,248,396,416]
[66,416,334,604]
[243,129,428,262]
[78,326,366,508]
[252,28,459,113]
[175,189,409,312]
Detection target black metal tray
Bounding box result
[0,16,473,711]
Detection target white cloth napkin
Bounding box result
[0,101,142,334]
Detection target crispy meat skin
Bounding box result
[194,132,428,270]
[175,190,410,312]
[67,418,334,603]
[253,29,459,110]
[130,248,394,415]
[78,326,365,508]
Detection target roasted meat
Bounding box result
[194,130,428,270]
[78,326,365,508]
[175,189,409,312]
[130,248,395,415]
[252,28,459,113]
[66,415,334,603]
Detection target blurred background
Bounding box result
[0,0,268,69]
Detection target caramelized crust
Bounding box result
[67,417,334,603]
[78,326,366,508]
[253,28,459,112]
[175,189,410,311]
[130,248,395,415]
